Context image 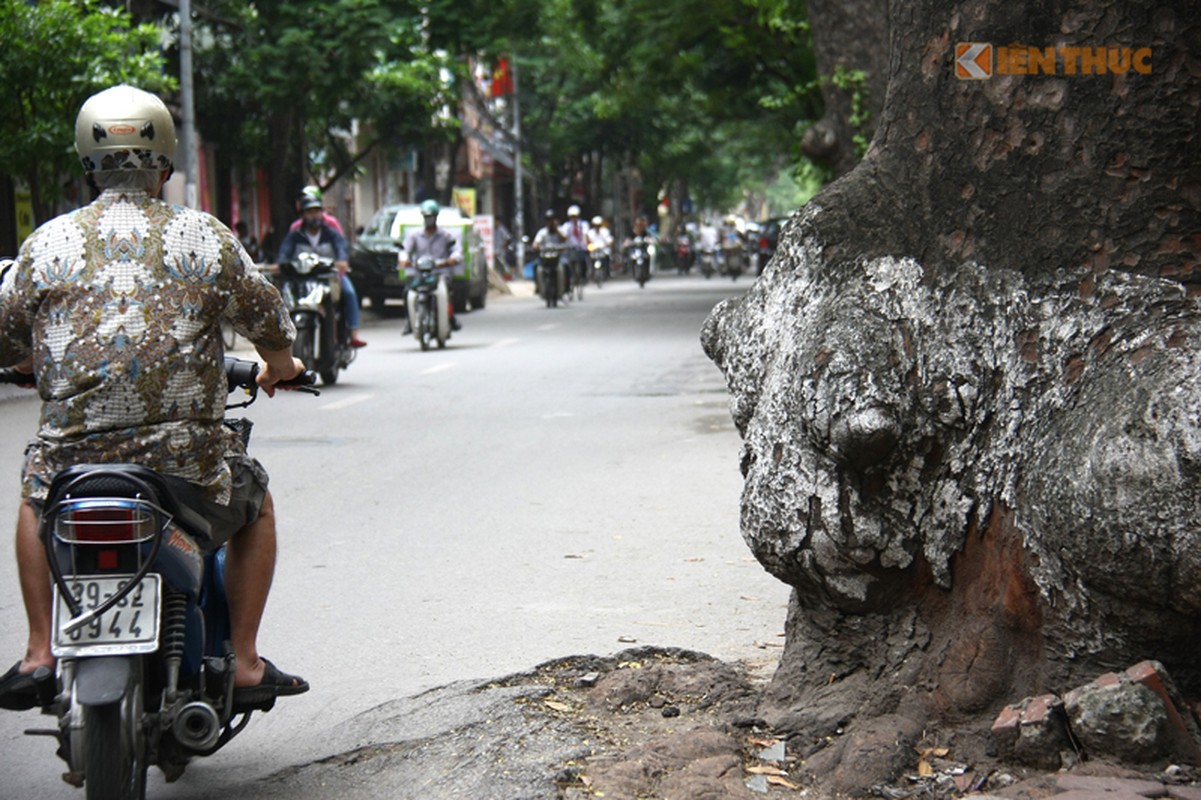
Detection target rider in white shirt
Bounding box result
[587,215,613,279]
[562,205,590,290]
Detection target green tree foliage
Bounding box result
[0,0,173,223]
[1,0,817,228]
[187,0,456,231]
[463,0,819,216]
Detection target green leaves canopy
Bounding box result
[0,0,820,226]
[0,0,173,222]
[191,0,455,184]
[451,0,820,213]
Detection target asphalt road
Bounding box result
[0,271,790,798]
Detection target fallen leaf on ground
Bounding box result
[916,746,950,777]
[746,765,788,776]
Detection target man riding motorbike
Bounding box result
[588,215,613,281]
[0,84,308,711]
[277,195,368,348]
[563,205,590,294]
[288,185,345,236]
[400,199,463,334]
[532,208,569,299]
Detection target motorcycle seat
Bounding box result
[43,464,214,544]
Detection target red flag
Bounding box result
[491,58,513,97]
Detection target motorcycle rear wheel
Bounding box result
[292,320,315,367]
[318,297,340,385]
[83,691,146,799]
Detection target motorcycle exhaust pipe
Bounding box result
[173,701,222,751]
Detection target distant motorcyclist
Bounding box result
[400,199,463,333]
[532,209,567,254]
[563,205,590,291]
[622,214,656,286]
[288,185,345,236]
[587,215,613,280]
[719,214,745,276]
[622,213,655,250]
[698,218,720,252]
[697,218,721,277]
[532,209,568,299]
[277,195,367,347]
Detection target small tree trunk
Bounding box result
[799,0,889,176]
[267,109,304,251]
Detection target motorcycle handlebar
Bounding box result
[413,258,454,269]
[224,357,320,395]
[0,368,35,388]
[0,360,318,396]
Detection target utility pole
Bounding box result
[512,57,524,273]
[179,0,199,209]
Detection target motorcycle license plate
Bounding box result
[52,575,160,657]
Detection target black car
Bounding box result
[349,204,488,313]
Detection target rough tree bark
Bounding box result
[704,0,1200,792]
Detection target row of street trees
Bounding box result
[1,0,843,252]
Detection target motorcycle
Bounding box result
[699,245,718,279]
[588,241,608,288]
[720,236,744,281]
[675,234,693,275]
[626,235,655,288]
[0,358,317,800]
[744,238,760,277]
[537,242,568,308]
[405,255,451,351]
[277,251,356,385]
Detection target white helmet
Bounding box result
[591,216,603,226]
[567,204,581,217]
[75,85,176,172]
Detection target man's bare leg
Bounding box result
[16,500,54,674]
[224,490,277,688]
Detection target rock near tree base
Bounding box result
[994,661,1201,770]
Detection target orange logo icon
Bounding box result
[955,43,993,79]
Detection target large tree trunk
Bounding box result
[704,0,1200,792]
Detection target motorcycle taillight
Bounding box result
[54,500,158,544]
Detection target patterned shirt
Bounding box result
[0,190,295,503]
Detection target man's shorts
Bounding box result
[185,456,270,548]
[26,456,269,551]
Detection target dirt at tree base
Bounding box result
[472,651,1190,798]
[260,646,1201,799]
[529,648,1201,800]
